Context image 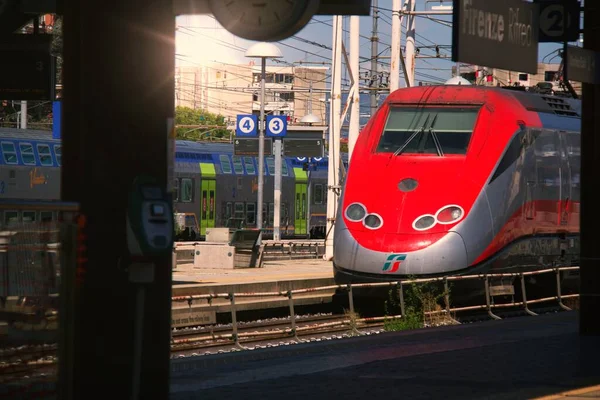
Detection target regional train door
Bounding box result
[294,183,307,236]
[200,179,216,236]
[199,162,216,236]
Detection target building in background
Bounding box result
[175,63,328,125]
[452,62,582,96]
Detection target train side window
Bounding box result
[181,178,193,202]
[245,203,256,225]
[234,202,245,219]
[232,156,244,174]
[244,157,255,175]
[173,179,180,202]
[281,160,288,176]
[268,203,274,226]
[489,131,525,183]
[40,211,53,222]
[19,143,36,165]
[225,202,233,220]
[22,211,36,222]
[173,178,179,203]
[314,184,323,204]
[4,211,18,225]
[54,145,62,166]
[220,155,232,174]
[266,157,275,175]
[2,142,18,165]
[37,144,53,166]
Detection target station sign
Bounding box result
[283,139,323,158]
[233,137,273,156]
[452,0,540,74]
[566,46,600,84]
[534,0,580,43]
[235,114,258,137]
[0,35,54,100]
[265,115,287,138]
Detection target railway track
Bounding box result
[0,299,577,383]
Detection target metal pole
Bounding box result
[325,16,342,261]
[405,0,417,86]
[257,57,266,245]
[370,0,379,115]
[273,137,282,241]
[389,0,403,92]
[349,15,360,159]
[20,101,27,129]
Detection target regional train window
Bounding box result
[281,160,288,176]
[4,211,18,225]
[268,203,274,226]
[1,142,18,165]
[37,144,53,166]
[234,202,244,219]
[314,184,324,204]
[173,179,180,202]
[19,143,36,165]
[219,155,232,174]
[243,157,255,175]
[22,211,36,222]
[181,178,193,203]
[54,145,62,166]
[266,157,275,175]
[40,211,53,222]
[377,106,481,155]
[245,203,256,225]
[232,156,244,174]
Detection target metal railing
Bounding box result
[171,266,579,348]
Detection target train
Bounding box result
[333,85,581,296]
[0,127,348,240]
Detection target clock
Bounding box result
[208,0,321,42]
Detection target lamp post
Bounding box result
[245,42,282,244]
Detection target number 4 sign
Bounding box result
[236,114,258,137]
[266,115,287,138]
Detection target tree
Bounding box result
[175,106,231,141]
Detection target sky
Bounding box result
[175,0,570,88]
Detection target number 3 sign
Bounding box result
[266,115,287,138]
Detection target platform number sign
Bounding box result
[535,0,580,42]
[266,115,287,138]
[236,114,258,137]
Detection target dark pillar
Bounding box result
[580,3,600,336]
[61,1,174,398]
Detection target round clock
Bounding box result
[208,0,321,42]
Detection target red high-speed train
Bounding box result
[333,85,581,292]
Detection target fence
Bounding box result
[171,266,579,348]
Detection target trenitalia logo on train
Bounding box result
[382,254,407,273]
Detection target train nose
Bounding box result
[334,218,469,278]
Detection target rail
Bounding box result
[171,266,579,348]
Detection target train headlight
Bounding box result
[363,213,383,230]
[412,214,436,231]
[435,205,464,224]
[345,203,367,222]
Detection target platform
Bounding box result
[170,312,600,399]
[171,259,335,326]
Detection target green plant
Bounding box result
[383,278,453,331]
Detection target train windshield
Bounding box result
[377,106,481,155]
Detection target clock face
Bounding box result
[208,0,319,42]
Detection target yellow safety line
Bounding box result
[530,384,600,399]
